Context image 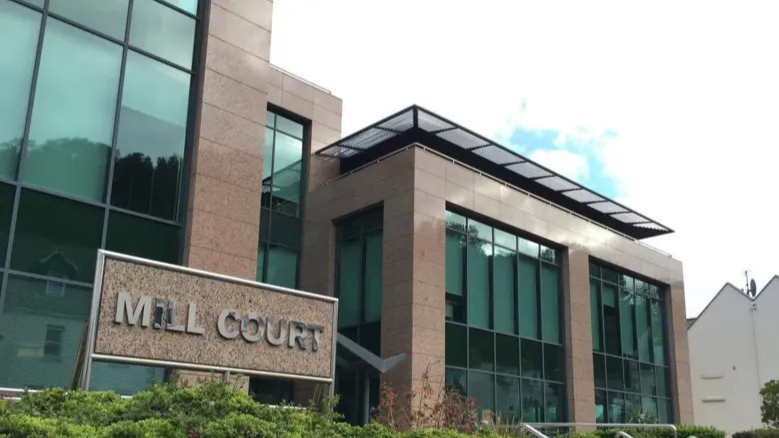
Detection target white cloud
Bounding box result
[270,0,779,316]
[528,149,590,182]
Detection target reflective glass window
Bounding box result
[0,276,91,388]
[518,256,539,339]
[493,247,516,334]
[106,212,179,264]
[606,355,623,390]
[445,210,466,229]
[544,344,564,382]
[620,289,636,358]
[602,283,620,355]
[468,219,492,241]
[607,392,625,423]
[595,390,607,423]
[636,295,652,362]
[625,360,640,392]
[467,240,490,328]
[49,0,129,39]
[496,334,519,375]
[270,132,303,216]
[0,2,39,180]
[130,0,195,69]
[445,323,467,368]
[544,383,565,422]
[496,376,520,420]
[521,379,544,422]
[651,300,666,365]
[25,19,121,201]
[494,229,516,250]
[591,279,602,351]
[640,363,656,396]
[445,229,465,323]
[521,339,542,379]
[593,353,606,389]
[364,231,382,323]
[265,245,297,289]
[468,371,495,413]
[445,367,467,396]
[469,328,494,372]
[11,190,103,283]
[112,52,190,220]
[90,362,165,395]
[161,0,198,14]
[0,183,14,265]
[541,264,560,343]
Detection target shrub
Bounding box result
[733,429,779,438]
[761,380,779,427]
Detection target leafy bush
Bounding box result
[559,425,724,438]
[733,429,779,438]
[761,380,779,427]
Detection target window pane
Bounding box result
[626,394,641,420]
[540,246,557,264]
[544,344,564,382]
[266,212,301,248]
[496,375,520,420]
[625,360,640,393]
[656,367,668,397]
[130,0,195,68]
[248,376,294,405]
[161,0,198,14]
[445,367,467,396]
[642,396,658,418]
[607,392,625,423]
[544,383,565,422]
[112,52,189,220]
[593,353,606,389]
[265,245,297,289]
[636,295,652,363]
[445,324,467,368]
[606,355,623,391]
[620,274,635,292]
[262,127,274,179]
[517,238,539,258]
[493,247,516,334]
[11,190,103,283]
[591,280,602,351]
[445,230,465,296]
[270,132,303,217]
[495,376,521,424]
[469,371,495,414]
[658,398,672,423]
[21,0,44,6]
[276,115,304,139]
[589,261,601,279]
[620,289,636,358]
[90,361,165,395]
[49,0,128,39]
[446,210,466,229]
[0,183,13,265]
[469,328,494,372]
[0,276,91,389]
[602,267,618,284]
[521,339,542,379]
[494,229,516,250]
[521,379,544,422]
[256,243,265,282]
[106,212,179,264]
[602,284,620,355]
[595,390,607,423]
[25,19,121,201]
[541,264,560,343]
[467,219,492,241]
[651,300,666,365]
[337,237,361,328]
[518,256,539,339]
[467,240,490,328]
[364,231,382,323]
[496,334,519,375]
[641,362,656,396]
[0,2,39,180]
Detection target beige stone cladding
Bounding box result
[301,144,692,424]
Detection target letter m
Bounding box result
[115,292,151,327]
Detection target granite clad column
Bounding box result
[179,0,274,391]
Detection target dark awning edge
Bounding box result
[316,105,673,240]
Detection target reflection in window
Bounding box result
[106,211,180,264]
[49,0,129,40]
[90,361,166,395]
[0,183,14,265]
[112,52,190,220]
[0,2,39,180]
[11,190,103,283]
[130,0,195,68]
[24,18,121,202]
[0,276,91,388]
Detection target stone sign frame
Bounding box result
[79,250,338,392]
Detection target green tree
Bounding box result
[760,380,779,427]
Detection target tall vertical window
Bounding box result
[336,207,383,355]
[256,109,306,289]
[445,210,565,422]
[590,261,672,424]
[0,0,201,393]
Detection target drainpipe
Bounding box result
[751,303,763,398]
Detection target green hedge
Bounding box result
[0,383,725,438]
[559,425,725,438]
[733,429,779,438]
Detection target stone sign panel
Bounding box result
[82,251,337,387]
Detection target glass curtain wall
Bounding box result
[256,109,305,289]
[445,210,566,422]
[590,261,672,424]
[0,0,201,393]
[335,207,383,424]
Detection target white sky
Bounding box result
[270,0,779,317]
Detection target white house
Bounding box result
[688,276,779,435]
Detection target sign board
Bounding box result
[80,251,338,389]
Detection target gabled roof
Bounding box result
[688,275,779,330]
[316,105,672,240]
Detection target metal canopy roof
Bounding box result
[316,105,672,240]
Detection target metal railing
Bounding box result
[616,432,634,438]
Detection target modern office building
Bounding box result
[0,0,692,427]
[689,276,779,435]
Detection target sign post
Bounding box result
[80,250,338,392]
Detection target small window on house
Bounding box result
[44,325,64,357]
